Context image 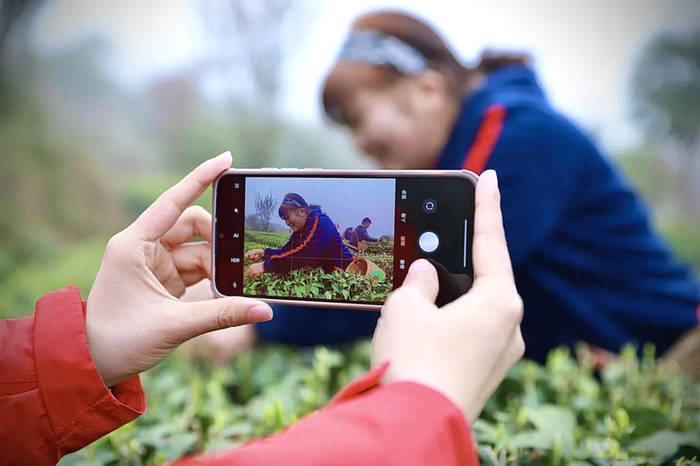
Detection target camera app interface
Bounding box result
[241,177,396,304]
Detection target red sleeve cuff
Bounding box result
[330,361,478,464]
[176,362,478,465]
[329,361,392,404]
[34,286,145,455]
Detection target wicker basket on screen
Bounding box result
[346,256,386,283]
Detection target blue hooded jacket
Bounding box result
[263,207,354,274]
[349,224,378,247]
[258,65,699,359]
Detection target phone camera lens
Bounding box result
[422,198,438,214]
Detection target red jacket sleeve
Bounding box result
[174,362,479,466]
[0,286,145,465]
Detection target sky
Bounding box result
[245,176,396,236]
[31,0,700,152]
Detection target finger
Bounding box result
[390,259,439,306]
[472,170,515,285]
[170,241,212,286]
[160,267,187,298]
[173,298,273,343]
[160,206,212,249]
[130,151,231,241]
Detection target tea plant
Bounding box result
[243,266,392,302]
[58,342,699,465]
[242,230,393,302]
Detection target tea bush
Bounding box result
[243,266,392,302]
[2,229,697,466]
[58,342,699,466]
[242,230,393,302]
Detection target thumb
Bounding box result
[397,259,439,304]
[173,298,273,342]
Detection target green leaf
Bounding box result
[630,431,700,461]
[521,405,576,455]
[163,433,197,460]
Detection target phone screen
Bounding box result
[214,171,474,307]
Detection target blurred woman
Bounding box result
[245,193,354,277]
[259,10,699,361]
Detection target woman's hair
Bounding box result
[278,193,321,219]
[322,10,529,123]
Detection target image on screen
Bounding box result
[242,177,396,303]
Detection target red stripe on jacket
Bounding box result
[462,104,507,174]
[270,214,320,259]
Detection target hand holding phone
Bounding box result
[86,153,273,387]
[372,170,525,421]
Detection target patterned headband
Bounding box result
[281,198,306,209]
[279,196,308,219]
[338,29,428,75]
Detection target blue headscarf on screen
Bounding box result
[278,193,309,219]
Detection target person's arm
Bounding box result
[0,287,145,465]
[263,215,335,273]
[481,107,581,266]
[356,226,378,242]
[173,363,477,466]
[364,229,378,242]
[264,235,294,258]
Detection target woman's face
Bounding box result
[340,73,457,169]
[283,208,308,233]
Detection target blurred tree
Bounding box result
[197,0,317,166]
[201,0,314,114]
[631,29,700,218]
[0,0,43,56]
[0,3,124,282]
[632,30,700,147]
[255,192,277,232]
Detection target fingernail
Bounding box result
[247,305,273,322]
[407,258,431,275]
[214,151,232,163]
[480,169,499,193]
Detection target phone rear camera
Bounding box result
[422,198,438,214]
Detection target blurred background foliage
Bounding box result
[1,0,699,463]
[1,1,698,318]
[1,0,367,316]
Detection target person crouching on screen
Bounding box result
[343,226,354,241]
[350,217,378,248]
[245,193,354,278]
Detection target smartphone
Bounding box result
[212,169,477,310]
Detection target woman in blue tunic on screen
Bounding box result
[253,10,699,359]
[245,193,354,278]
